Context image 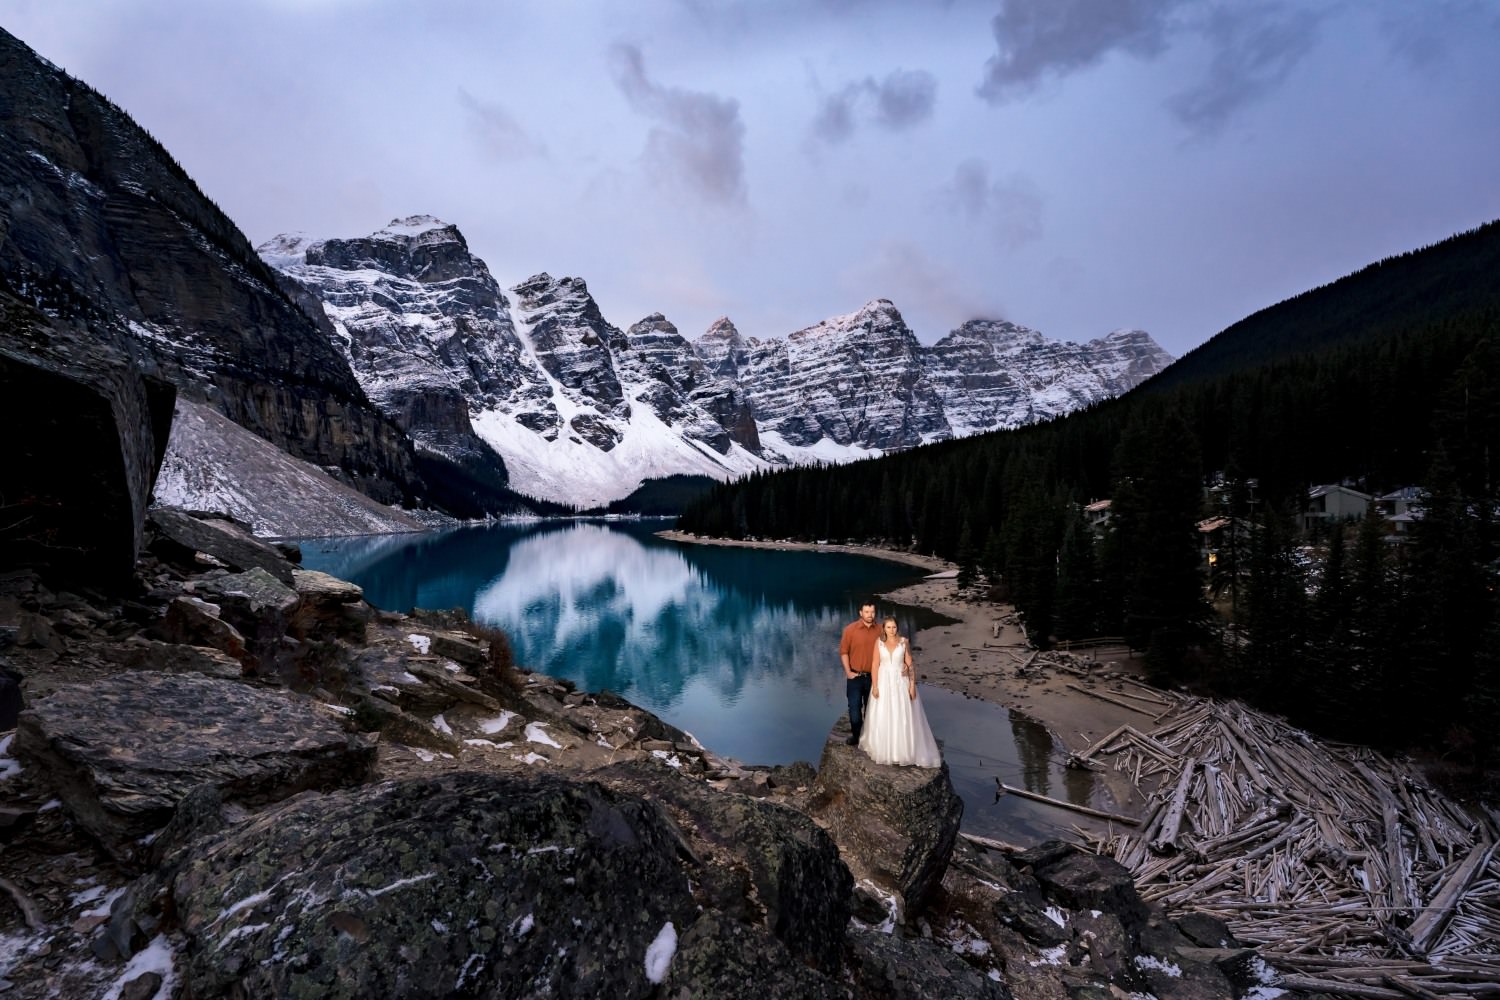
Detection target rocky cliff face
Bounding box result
[265,224,1172,506]
[0,26,421,506]
[736,300,949,452]
[925,321,1175,436]
[264,237,769,507]
[259,218,545,514]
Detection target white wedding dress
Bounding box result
[859,639,942,768]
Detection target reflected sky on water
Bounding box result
[299,520,1106,841]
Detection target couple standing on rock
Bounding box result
[840,601,942,768]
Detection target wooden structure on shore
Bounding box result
[1067,689,1500,997]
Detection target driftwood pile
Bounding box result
[1070,694,1500,998]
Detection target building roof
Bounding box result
[1084,499,1112,512]
[1308,484,1372,501]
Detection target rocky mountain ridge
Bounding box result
[264,218,1174,506]
[0,26,422,511]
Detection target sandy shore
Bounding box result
[658,530,1149,759]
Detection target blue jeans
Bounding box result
[846,672,872,738]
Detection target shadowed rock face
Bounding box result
[807,716,964,918]
[0,291,174,586]
[15,671,376,864]
[162,771,700,1000]
[0,26,421,506]
[593,757,853,974]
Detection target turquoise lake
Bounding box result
[298,520,1105,843]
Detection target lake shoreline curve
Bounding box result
[655,530,1149,763]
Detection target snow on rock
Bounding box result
[153,398,429,538]
[479,711,516,735]
[101,935,178,1000]
[1134,954,1182,977]
[643,921,677,984]
[525,722,562,749]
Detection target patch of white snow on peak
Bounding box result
[644,921,677,984]
[377,215,451,238]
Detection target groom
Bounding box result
[839,601,879,746]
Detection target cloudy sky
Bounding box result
[8,0,1499,357]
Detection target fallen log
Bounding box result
[995,781,1139,825]
[1064,682,1158,716]
[1381,973,1445,1000]
[958,830,1026,854]
[1150,758,1198,855]
[1407,841,1496,955]
[1275,974,1407,999]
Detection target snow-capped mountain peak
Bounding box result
[261,218,1173,506]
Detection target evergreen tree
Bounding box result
[956,518,978,589]
[1109,410,1208,679]
[1053,507,1100,640]
[1405,450,1486,744]
[1346,507,1401,736]
[1241,506,1309,709]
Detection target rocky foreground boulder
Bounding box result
[0,508,1278,999]
[808,715,964,920]
[16,671,374,865]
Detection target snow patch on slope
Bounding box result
[153,398,432,538]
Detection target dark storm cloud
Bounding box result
[873,69,938,128]
[1166,5,1321,133]
[977,0,1186,103]
[1378,0,1500,72]
[458,89,547,160]
[942,159,1044,249]
[608,43,747,206]
[812,84,863,144]
[811,69,937,143]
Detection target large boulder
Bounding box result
[846,924,1015,999]
[154,771,703,999]
[288,568,371,644]
[15,671,374,863]
[146,508,297,586]
[593,757,853,975]
[807,717,964,918]
[657,912,847,1000]
[1015,842,1149,927]
[196,566,300,678]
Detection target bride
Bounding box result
[859,616,942,768]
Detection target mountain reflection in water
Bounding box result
[298,520,1106,842]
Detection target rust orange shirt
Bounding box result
[839,619,879,674]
